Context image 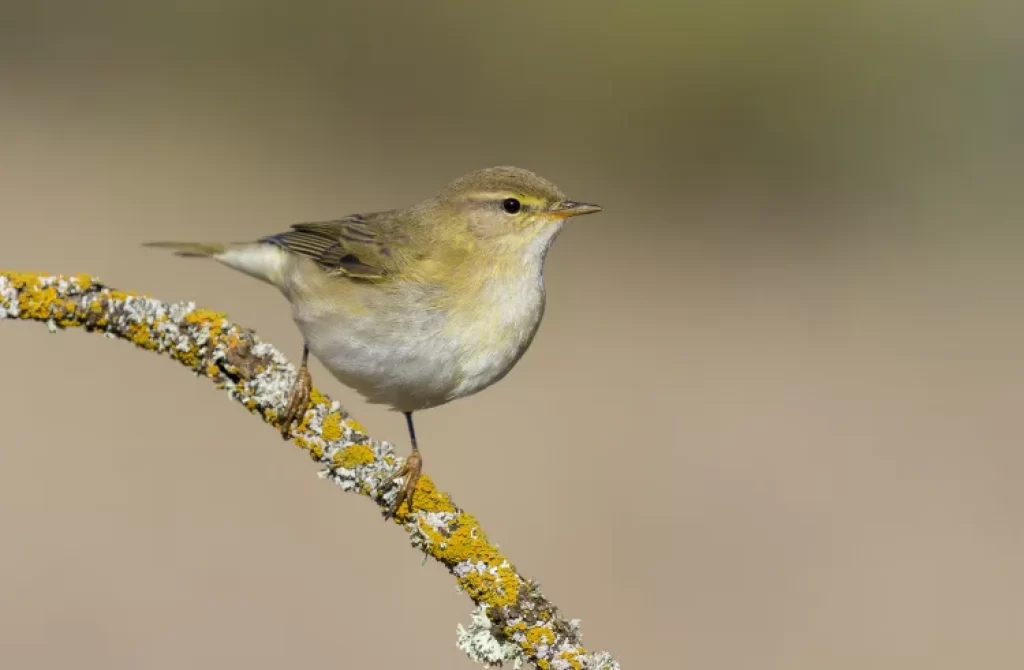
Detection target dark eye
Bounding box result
[501,198,521,214]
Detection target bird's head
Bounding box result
[422,166,602,255]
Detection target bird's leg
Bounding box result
[383,411,423,519]
[280,345,312,439]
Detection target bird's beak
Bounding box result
[546,200,603,219]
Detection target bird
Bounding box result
[144,165,602,517]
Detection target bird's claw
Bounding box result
[280,363,312,439]
[382,450,422,520]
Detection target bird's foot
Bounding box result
[280,362,312,439]
[382,449,422,520]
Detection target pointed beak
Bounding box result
[547,200,603,219]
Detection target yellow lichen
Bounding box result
[295,409,314,435]
[105,289,138,302]
[406,498,521,609]
[308,388,326,405]
[172,342,202,369]
[185,308,225,341]
[408,475,457,516]
[21,285,58,320]
[5,271,40,290]
[185,308,225,325]
[321,412,343,442]
[126,322,155,349]
[557,650,583,670]
[459,569,518,608]
[525,627,555,649]
[86,299,108,327]
[333,444,375,469]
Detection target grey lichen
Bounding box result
[458,604,524,669]
[0,275,21,318]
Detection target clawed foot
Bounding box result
[382,449,422,519]
[280,360,312,439]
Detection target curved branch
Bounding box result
[0,271,619,670]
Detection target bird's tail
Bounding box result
[142,241,227,258]
[143,240,288,287]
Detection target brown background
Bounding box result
[1,2,1022,668]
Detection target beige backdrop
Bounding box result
[1,2,1022,669]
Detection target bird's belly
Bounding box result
[295,306,463,412]
[446,323,536,400]
[293,305,541,413]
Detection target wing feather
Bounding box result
[259,212,398,280]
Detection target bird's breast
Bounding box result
[445,271,547,399]
[287,263,547,411]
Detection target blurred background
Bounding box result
[1,1,1021,668]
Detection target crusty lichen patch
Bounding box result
[0,271,620,670]
[332,443,375,469]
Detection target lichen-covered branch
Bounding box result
[0,271,619,670]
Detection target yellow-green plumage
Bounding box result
[144,166,601,413]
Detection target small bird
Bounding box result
[145,166,602,516]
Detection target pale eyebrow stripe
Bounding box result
[466,193,547,207]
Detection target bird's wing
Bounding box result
[259,212,405,280]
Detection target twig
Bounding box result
[0,271,620,670]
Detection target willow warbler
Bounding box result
[145,166,602,516]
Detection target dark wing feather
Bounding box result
[259,213,395,280]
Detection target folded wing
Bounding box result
[260,212,401,281]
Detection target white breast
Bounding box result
[447,273,546,400]
[446,224,561,401]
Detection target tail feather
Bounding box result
[143,240,288,288]
[142,241,227,258]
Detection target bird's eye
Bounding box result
[501,198,522,214]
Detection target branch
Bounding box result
[0,271,620,670]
